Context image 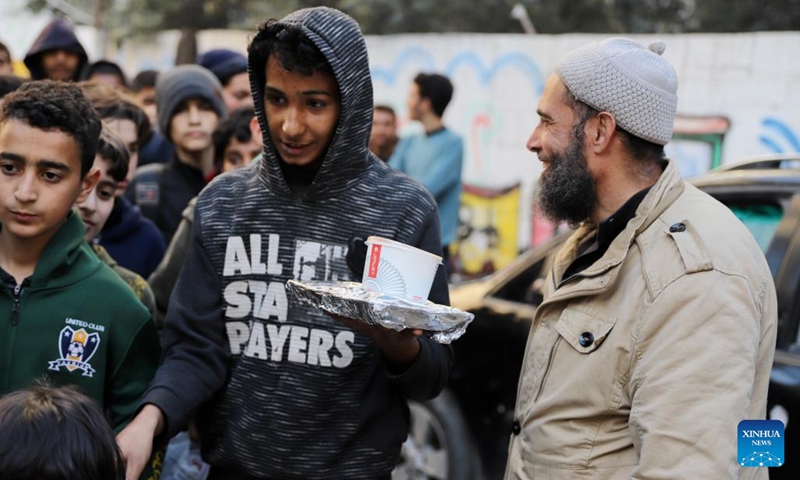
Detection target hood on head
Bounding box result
[24,17,89,81]
[247,7,374,200]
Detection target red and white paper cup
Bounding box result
[361,236,442,303]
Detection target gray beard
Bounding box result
[535,136,597,228]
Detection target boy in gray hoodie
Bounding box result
[118,7,452,480]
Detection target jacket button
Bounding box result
[512,420,521,435]
[669,222,686,233]
[579,332,594,347]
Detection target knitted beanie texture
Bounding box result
[555,37,678,145]
[156,65,227,140]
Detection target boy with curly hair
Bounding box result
[0,81,160,432]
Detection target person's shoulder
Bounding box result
[59,260,150,325]
[193,166,260,231]
[366,159,438,209]
[133,162,166,182]
[93,244,155,303]
[123,207,166,250]
[111,265,156,315]
[442,127,463,141]
[643,183,769,285]
[139,131,174,167]
[86,261,143,297]
[97,269,152,336]
[198,164,257,204]
[439,129,464,153]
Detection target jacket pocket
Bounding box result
[554,308,617,354]
[532,308,619,403]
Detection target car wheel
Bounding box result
[393,389,478,480]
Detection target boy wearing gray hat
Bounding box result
[506,38,776,479]
[126,65,227,244]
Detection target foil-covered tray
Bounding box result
[286,280,474,344]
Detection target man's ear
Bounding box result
[421,97,434,115]
[589,112,617,154]
[76,167,100,204]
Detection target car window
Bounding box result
[727,204,784,253]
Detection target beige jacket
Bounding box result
[506,161,777,479]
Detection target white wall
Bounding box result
[156,31,800,248]
[6,21,800,249]
[365,32,800,248]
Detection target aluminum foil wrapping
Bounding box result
[286,280,474,344]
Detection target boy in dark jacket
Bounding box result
[119,7,452,480]
[76,127,157,319]
[126,65,226,245]
[148,107,261,326]
[0,81,160,431]
[23,17,88,82]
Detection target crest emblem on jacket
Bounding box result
[48,327,100,377]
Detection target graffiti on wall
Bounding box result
[667,115,800,176]
[760,117,800,154]
[102,31,800,275]
[371,45,544,275]
[668,115,731,176]
[452,184,521,278]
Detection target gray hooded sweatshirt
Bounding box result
[140,7,452,479]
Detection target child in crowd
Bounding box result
[131,70,159,128]
[118,8,451,479]
[0,76,26,107]
[197,48,253,112]
[148,106,261,324]
[369,104,399,161]
[76,127,157,319]
[0,81,160,432]
[0,382,125,480]
[131,69,175,168]
[213,106,261,172]
[80,82,167,278]
[23,17,87,82]
[126,65,226,244]
[81,59,129,89]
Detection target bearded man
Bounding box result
[506,38,777,480]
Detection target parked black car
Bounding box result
[394,160,800,480]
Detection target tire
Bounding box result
[392,389,479,480]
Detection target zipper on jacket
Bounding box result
[2,280,24,391]
[10,283,21,326]
[7,280,27,326]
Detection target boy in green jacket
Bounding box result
[0,81,161,432]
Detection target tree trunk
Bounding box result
[175,28,198,65]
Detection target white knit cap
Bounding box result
[555,37,678,146]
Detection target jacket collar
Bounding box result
[550,160,684,296]
[0,210,99,290]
